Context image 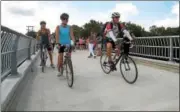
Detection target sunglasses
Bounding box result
[40,23,46,25]
[113,16,120,19]
[61,18,68,21]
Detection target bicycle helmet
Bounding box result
[60,13,69,20]
[40,21,46,25]
[111,12,120,18]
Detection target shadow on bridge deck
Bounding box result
[7,51,179,111]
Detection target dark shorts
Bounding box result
[106,37,130,54]
[106,38,116,49]
[40,43,52,51]
[58,44,72,53]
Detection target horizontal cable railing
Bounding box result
[101,35,179,63]
[1,25,37,81]
[129,35,179,62]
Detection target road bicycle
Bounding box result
[100,38,138,84]
[57,44,74,87]
[40,44,48,72]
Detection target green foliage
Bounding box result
[30,20,179,39]
[71,19,179,38]
[26,31,37,38]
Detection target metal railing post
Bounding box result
[11,34,20,75]
[169,37,173,61]
[27,39,32,59]
[33,40,36,54]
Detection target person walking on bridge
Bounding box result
[36,21,55,68]
[88,31,96,58]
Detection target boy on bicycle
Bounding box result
[55,13,75,76]
[101,12,134,70]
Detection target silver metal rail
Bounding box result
[1,25,37,81]
[101,35,179,63]
[129,35,179,62]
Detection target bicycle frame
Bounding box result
[64,45,71,59]
[41,44,48,63]
[112,41,131,69]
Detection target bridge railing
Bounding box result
[1,25,37,81]
[129,35,179,62]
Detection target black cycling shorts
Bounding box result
[106,37,130,54]
[40,43,52,51]
[106,38,116,49]
[58,44,72,53]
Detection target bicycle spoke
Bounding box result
[100,54,111,74]
[120,56,138,84]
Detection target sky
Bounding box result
[1,1,179,34]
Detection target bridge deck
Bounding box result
[9,50,179,111]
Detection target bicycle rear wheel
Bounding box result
[119,55,138,84]
[100,52,111,74]
[65,59,74,87]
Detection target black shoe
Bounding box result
[109,61,116,71]
[40,61,43,66]
[51,64,55,68]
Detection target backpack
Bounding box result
[101,22,124,36]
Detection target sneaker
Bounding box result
[51,64,55,68]
[40,61,43,66]
[108,61,116,71]
[57,72,62,77]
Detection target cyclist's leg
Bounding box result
[53,43,55,51]
[39,43,43,66]
[89,43,96,57]
[106,41,113,62]
[47,44,55,67]
[88,43,92,58]
[106,40,117,70]
[58,45,65,70]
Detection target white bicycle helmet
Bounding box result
[111,12,120,18]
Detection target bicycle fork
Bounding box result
[122,57,130,71]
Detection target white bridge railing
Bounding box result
[129,35,179,62]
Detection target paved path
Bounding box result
[9,50,179,111]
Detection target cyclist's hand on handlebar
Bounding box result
[115,41,119,46]
[55,43,60,49]
[129,41,134,48]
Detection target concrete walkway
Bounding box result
[9,50,179,111]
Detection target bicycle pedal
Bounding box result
[114,67,117,71]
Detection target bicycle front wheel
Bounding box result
[100,52,111,74]
[119,55,138,84]
[65,59,74,87]
[41,52,45,72]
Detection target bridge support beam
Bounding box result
[27,39,32,60]
[33,40,36,55]
[11,34,20,75]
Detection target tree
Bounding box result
[67,19,179,39]
[124,22,146,37]
[82,20,103,38]
[26,31,37,38]
[72,25,83,40]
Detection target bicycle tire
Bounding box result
[65,59,74,87]
[100,52,111,74]
[119,55,138,84]
[41,51,45,72]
